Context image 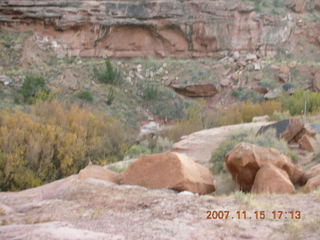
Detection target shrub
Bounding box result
[93,59,122,85]
[209,100,281,126]
[19,75,48,104]
[124,137,173,159]
[281,89,320,116]
[139,83,188,121]
[140,83,160,101]
[0,101,128,191]
[167,102,205,141]
[210,129,298,174]
[232,88,263,103]
[76,91,93,102]
[270,110,291,121]
[106,87,115,105]
[125,140,152,159]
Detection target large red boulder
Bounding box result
[225,142,306,191]
[305,164,320,180]
[121,152,215,194]
[303,175,320,192]
[298,134,317,152]
[251,164,295,194]
[257,118,304,142]
[78,165,121,184]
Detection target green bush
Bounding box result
[76,91,93,102]
[281,89,320,116]
[210,129,298,174]
[0,101,129,191]
[124,137,173,159]
[106,87,115,105]
[93,59,122,85]
[125,140,152,159]
[140,83,160,101]
[19,75,48,104]
[232,88,263,103]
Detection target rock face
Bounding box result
[251,164,295,194]
[0,0,295,58]
[121,152,215,194]
[257,118,304,142]
[225,142,306,191]
[78,165,121,184]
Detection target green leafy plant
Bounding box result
[106,87,115,105]
[93,59,122,85]
[19,75,48,104]
[76,91,93,102]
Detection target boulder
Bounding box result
[303,175,320,192]
[298,134,317,152]
[251,164,295,194]
[293,126,316,141]
[220,78,232,87]
[279,65,290,74]
[78,165,121,184]
[264,88,282,99]
[225,142,306,191]
[292,0,306,13]
[121,152,215,194]
[278,73,288,83]
[0,75,12,86]
[171,83,218,97]
[305,164,320,180]
[257,118,304,142]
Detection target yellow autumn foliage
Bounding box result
[0,101,128,191]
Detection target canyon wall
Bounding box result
[0,0,295,58]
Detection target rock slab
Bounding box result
[121,152,216,194]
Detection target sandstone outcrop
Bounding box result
[0,0,295,58]
[121,152,215,194]
[298,134,317,152]
[258,118,304,142]
[303,175,320,192]
[251,164,295,194]
[79,165,121,184]
[305,164,320,180]
[225,142,306,191]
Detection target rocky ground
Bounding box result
[0,177,320,240]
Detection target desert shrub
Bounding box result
[281,89,320,116]
[210,100,281,126]
[125,140,152,159]
[124,137,173,159]
[106,87,115,105]
[76,91,93,102]
[19,75,48,104]
[270,110,291,121]
[140,83,160,101]
[167,103,205,141]
[93,59,122,85]
[210,129,297,174]
[239,100,281,122]
[0,101,128,191]
[232,88,263,103]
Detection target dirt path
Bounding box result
[172,122,270,167]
